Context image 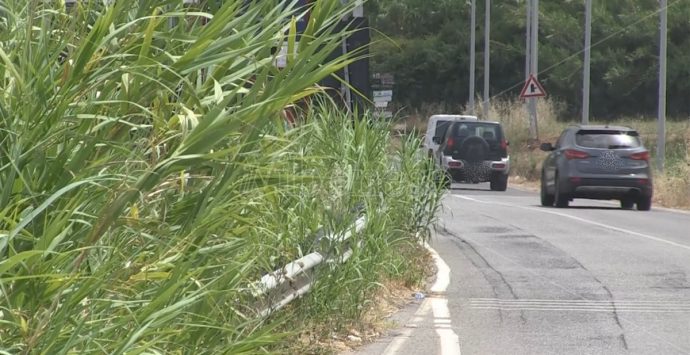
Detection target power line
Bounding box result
[490,0,683,101]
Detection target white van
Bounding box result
[423,114,478,157]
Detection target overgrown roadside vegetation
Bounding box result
[0,1,442,353]
[275,107,443,354]
[400,99,690,209]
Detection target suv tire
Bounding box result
[490,173,508,191]
[636,196,652,211]
[620,198,635,210]
[554,175,569,208]
[540,174,554,206]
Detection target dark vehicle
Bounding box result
[432,120,510,191]
[539,125,653,210]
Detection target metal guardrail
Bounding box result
[250,215,367,317]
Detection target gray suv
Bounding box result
[540,125,653,210]
[433,120,510,191]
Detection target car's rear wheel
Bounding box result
[620,198,635,210]
[636,196,652,211]
[540,174,554,206]
[554,175,569,208]
[490,173,508,191]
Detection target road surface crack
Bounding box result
[447,234,527,324]
[568,258,629,350]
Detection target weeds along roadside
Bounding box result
[275,106,444,353]
[0,0,443,353]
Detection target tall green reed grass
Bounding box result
[0,1,443,353]
[274,106,443,353]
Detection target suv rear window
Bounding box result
[449,122,503,141]
[575,130,641,149]
[435,120,452,139]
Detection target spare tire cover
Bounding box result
[458,136,490,162]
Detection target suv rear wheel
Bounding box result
[540,174,554,206]
[620,198,635,210]
[554,175,569,208]
[490,173,508,191]
[636,196,652,211]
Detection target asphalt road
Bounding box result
[346,183,690,355]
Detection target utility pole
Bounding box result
[582,0,592,125]
[527,0,539,140]
[469,0,476,114]
[525,0,531,81]
[483,0,491,120]
[658,0,667,172]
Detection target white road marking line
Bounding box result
[451,195,690,252]
[471,307,690,313]
[470,298,690,305]
[508,184,690,215]
[427,243,462,355]
[471,298,690,303]
[432,298,461,355]
[471,306,690,311]
[434,318,453,324]
[445,194,690,353]
[382,244,462,355]
[469,298,690,312]
[426,242,451,294]
[381,301,431,355]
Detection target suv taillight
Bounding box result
[564,149,589,160]
[630,151,650,161]
[500,139,508,151]
[447,138,455,148]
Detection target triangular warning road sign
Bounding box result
[520,74,547,99]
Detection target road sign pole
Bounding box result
[469,0,476,114]
[582,0,592,125]
[528,0,539,140]
[525,0,531,81]
[483,0,491,120]
[658,0,667,172]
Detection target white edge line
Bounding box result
[508,183,690,215]
[427,244,462,355]
[451,195,690,252]
[425,242,451,294]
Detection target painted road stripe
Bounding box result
[469,299,690,312]
[427,242,451,294]
[382,245,461,355]
[470,299,690,306]
[471,298,690,303]
[446,194,690,353]
[381,301,430,355]
[427,244,462,355]
[451,195,690,252]
[471,307,690,313]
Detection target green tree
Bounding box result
[369,0,690,118]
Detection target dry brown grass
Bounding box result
[396,99,690,209]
